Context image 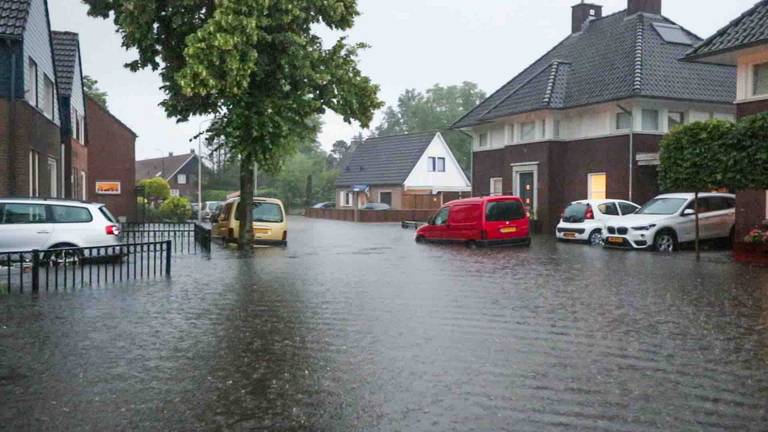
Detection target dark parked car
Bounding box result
[312,202,336,209]
[362,203,391,211]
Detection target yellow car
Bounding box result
[214,197,287,246]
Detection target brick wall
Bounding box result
[86,97,137,221]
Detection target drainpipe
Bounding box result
[618,105,634,202]
[6,39,17,196]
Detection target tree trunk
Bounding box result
[694,191,701,261]
[237,156,255,249]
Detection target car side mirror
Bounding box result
[683,209,696,216]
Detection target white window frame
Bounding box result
[170,189,180,198]
[43,74,54,120]
[752,61,768,97]
[588,172,607,201]
[668,111,685,131]
[616,111,632,131]
[436,157,445,173]
[641,109,660,132]
[478,132,489,148]
[28,57,38,107]
[520,122,536,142]
[177,173,188,185]
[29,151,39,197]
[80,171,87,200]
[427,157,436,172]
[378,190,393,205]
[47,157,58,198]
[511,162,539,219]
[490,177,503,196]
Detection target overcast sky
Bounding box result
[49,0,756,160]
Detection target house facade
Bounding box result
[685,0,768,238]
[453,0,737,231]
[135,152,201,203]
[86,96,137,222]
[0,0,62,198]
[336,132,471,210]
[52,30,87,200]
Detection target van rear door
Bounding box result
[483,199,528,240]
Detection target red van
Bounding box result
[415,196,531,247]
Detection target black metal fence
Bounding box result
[121,222,212,254]
[0,241,172,294]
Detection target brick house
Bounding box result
[135,152,202,203]
[336,132,471,210]
[0,0,62,198]
[52,30,87,200]
[452,0,737,232]
[685,0,768,238]
[86,96,137,222]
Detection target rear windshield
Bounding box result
[486,200,525,222]
[99,206,117,223]
[563,203,588,222]
[252,203,284,223]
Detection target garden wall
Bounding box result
[305,208,435,223]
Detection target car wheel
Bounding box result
[44,245,83,266]
[466,241,478,250]
[415,235,425,244]
[588,230,604,247]
[654,231,677,253]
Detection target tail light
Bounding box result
[585,205,595,220]
[105,224,120,236]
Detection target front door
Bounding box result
[517,171,535,218]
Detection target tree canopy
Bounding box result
[374,82,486,170]
[83,75,108,108]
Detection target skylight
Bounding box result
[652,23,693,45]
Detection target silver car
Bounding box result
[0,198,122,253]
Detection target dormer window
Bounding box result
[428,157,445,173]
[478,132,489,148]
[753,62,768,97]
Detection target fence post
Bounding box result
[164,240,172,277]
[31,250,40,293]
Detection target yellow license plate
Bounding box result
[607,236,624,244]
[254,228,271,234]
[563,232,577,239]
[500,227,518,233]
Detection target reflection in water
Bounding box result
[1,217,767,431]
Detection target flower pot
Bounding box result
[733,242,768,265]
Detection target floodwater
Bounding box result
[1,217,767,431]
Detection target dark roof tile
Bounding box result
[336,132,436,187]
[686,0,768,61]
[52,31,79,97]
[0,0,30,37]
[136,153,197,182]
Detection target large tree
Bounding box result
[374,82,486,170]
[83,75,108,108]
[84,0,381,247]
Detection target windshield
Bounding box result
[252,202,284,223]
[636,198,687,215]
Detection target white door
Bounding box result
[0,203,53,252]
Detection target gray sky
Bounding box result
[50,0,756,160]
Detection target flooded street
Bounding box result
[1,217,767,431]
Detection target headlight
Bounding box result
[631,224,656,231]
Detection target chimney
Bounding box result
[572,2,603,34]
[168,152,173,157]
[627,0,661,16]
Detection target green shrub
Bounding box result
[160,197,192,222]
[203,189,229,202]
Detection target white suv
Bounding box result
[0,199,122,253]
[603,193,736,252]
[556,199,640,246]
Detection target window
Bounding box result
[379,192,392,206]
[616,112,632,130]
[72,108,84,142]
[51,206,92,223]
[553,120,561,139]
[490,177,503,196]
[428,157,435,172]
[598,202,619,216]
[0,203,47,224]
[29,151,39,197]
[436,157,445,172]
[47,157,57,198]
[540,120,546,138]
[706,197,736,212]
[486,200,526,222]
[652,23,693,45]
[43,75,54,119]
[478,133,489,148]
[80,171,87,200]
[520,122,536,141]
[170,189,180,197]
[588,173,607,200]
[754,62,768,96]
[99,206,118,224]
[641,109,659,131]
[28,58,38,106]
[177,174,188,185]
[251,202,284,223]
[341,191,353,207]
[432,207,449,225]
[668,111,685,130]
[619,202,640,215]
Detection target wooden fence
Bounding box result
[305,208,436,223]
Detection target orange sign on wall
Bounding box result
[95,181,121,195]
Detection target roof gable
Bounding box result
[0,0,30,38]
[453,10,736,129]
[336,132,436,187]
[135,153,197,182]
[685,0,768,63]
[51,31,80,97]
